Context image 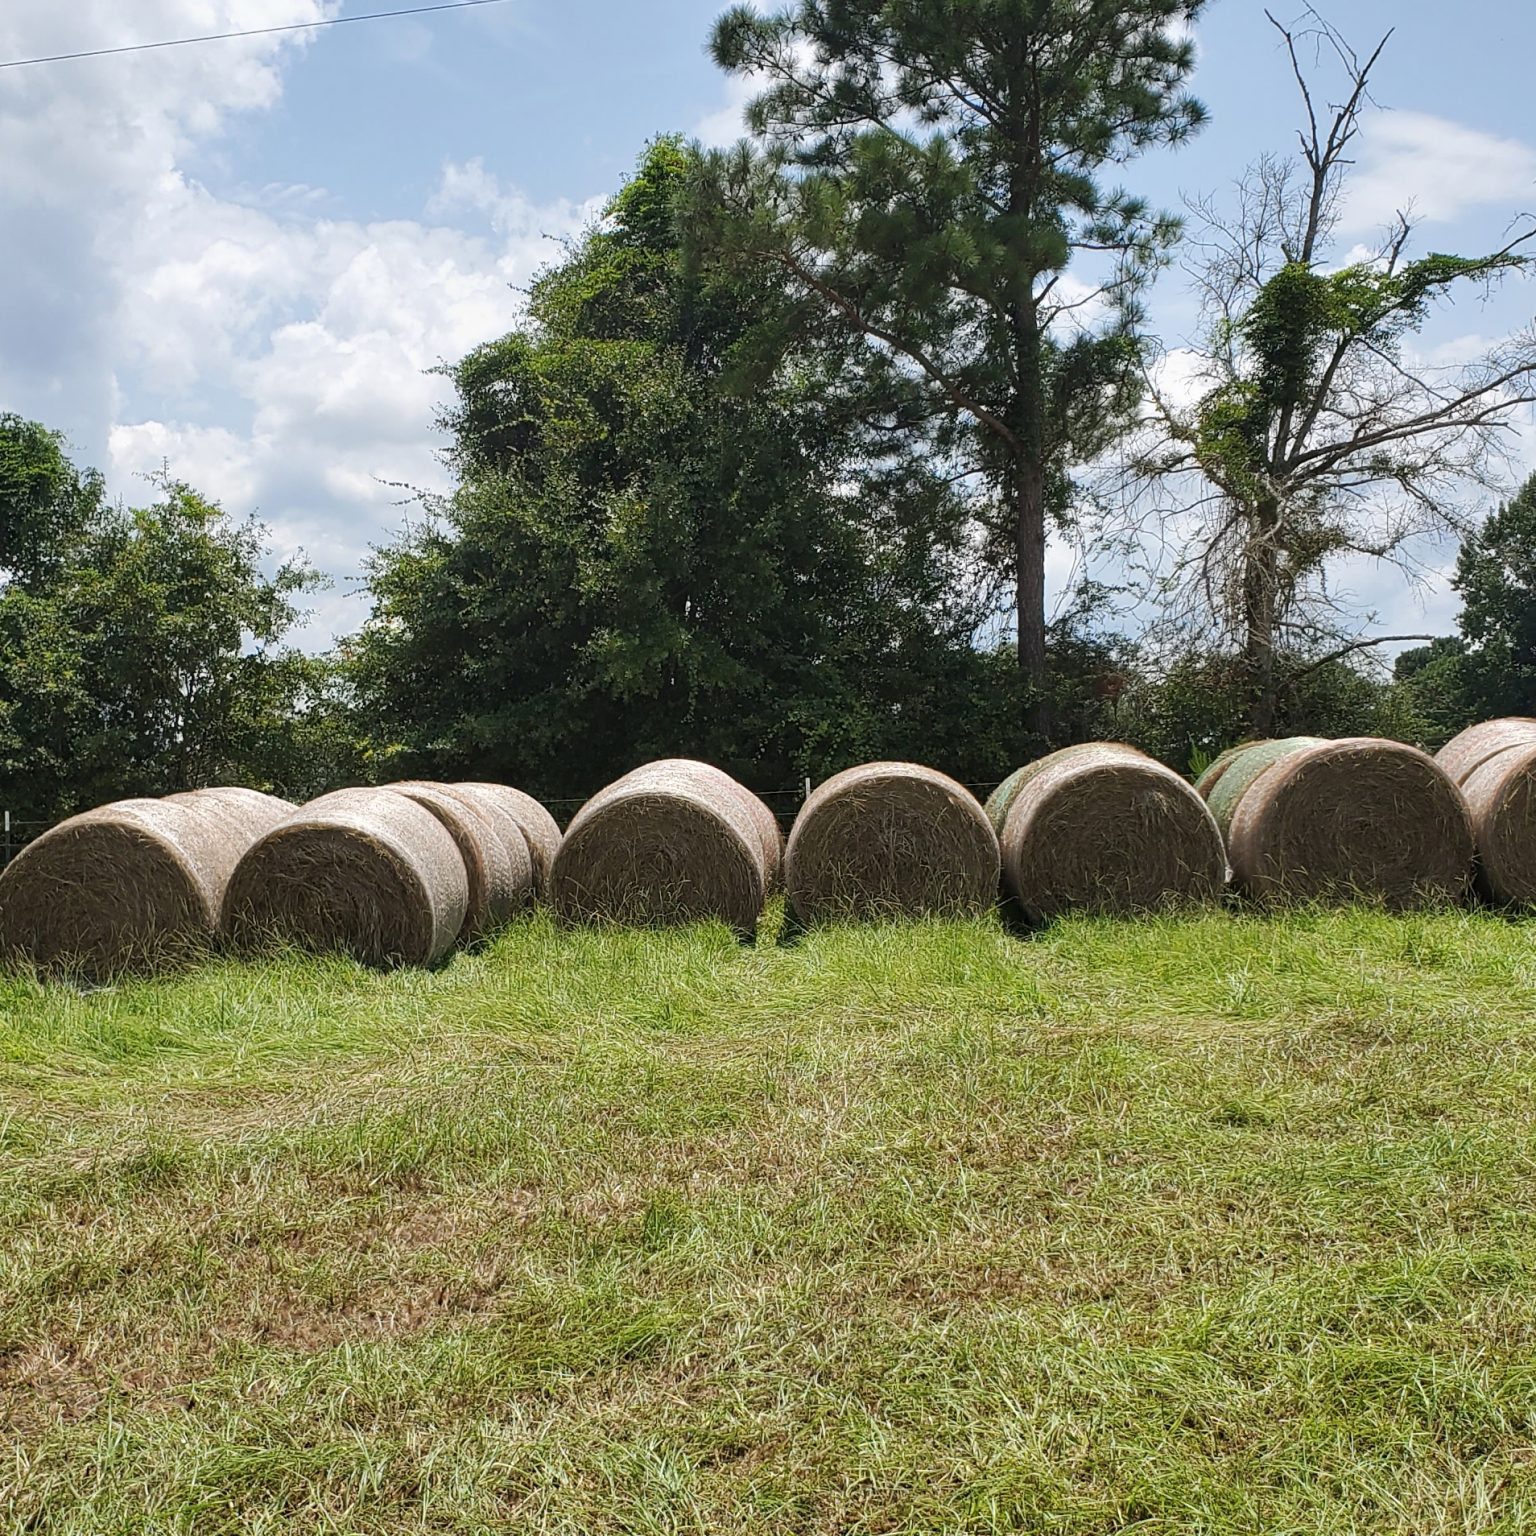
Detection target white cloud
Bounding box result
[694,73,757,149]
[0,2,601,649]
[1345,109,1536,233]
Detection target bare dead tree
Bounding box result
[1125,8,1536,732]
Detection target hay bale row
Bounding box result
[989,744,1226,923]
[1437,719,1536,906]
[550,759,778,935]
[1199,737,1472,907]
[224,781,550,967]
[0,779,555,978]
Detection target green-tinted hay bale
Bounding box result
[1459,741,1536,905]
[549,760,771,935]
[985,743,1151,836]
[223,789,469,968]
[996,743,1226,922]
[1192,740,1274,801]
[1435,718,1536,788]
[1205,737,1329,840]
[786,762,998,923]
[1226,738,1473,907]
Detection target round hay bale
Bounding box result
[985,743,1152,837]
[223,788,469,968]
[648,759,782,889]
[549,760,768,933]
[785,762,998,923]
[997,744,1227,922]
[452,783,562,894]
[1223,737,1473,907]
[1192,740,1275,802]
[1435,718,1536,788]
[0,790,293,980]
[1458,741,1536,906]
[385,782,531,941]
[1204,737,1329,840]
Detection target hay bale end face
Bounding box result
[1221,737,1473,907]
[997,744,1226,923]
[667,759,784,890]
[786,762,998,923]
[1435,718,1536,788]
[0,789,293,980]
[1458,742,1536,906]
[385,782,531,940]
[223,788,469,968]
[452,784,562,894]
[550,760,770,934]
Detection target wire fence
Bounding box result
[0,815,50,868]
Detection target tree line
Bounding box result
[2,3,1534,829]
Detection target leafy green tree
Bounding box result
[1139,16,1536,733]
[0,433,338,825]
[1391,637,1475,749]
[694,0,1206,723]
[1449,472,1536,718]
[0,414,103,587]
[352,139,994,800]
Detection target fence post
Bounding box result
[3,811,9,868]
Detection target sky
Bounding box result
[1,0,1533,652]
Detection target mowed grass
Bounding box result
[4,906,1536,1533]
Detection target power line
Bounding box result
[0,0,517,71]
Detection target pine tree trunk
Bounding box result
[1242,498,1280,735]
[1014,455,1049,736]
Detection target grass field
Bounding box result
[4,905,1536,1533]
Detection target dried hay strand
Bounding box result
[0,789,293,980]
[549,760,769,934]
[223,788,469,968]
[996,744,1227,923]
[452,783,562,893]
[385,782,531,940]
[1435,718,1536,788]
[1221,737,1473,907]
[785,762,999,924]
[1457,742,1536,906]
[985,742,1152,837]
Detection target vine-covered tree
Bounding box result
[1138,12,1536,733]
[351,140,993,799]
[693,0,1206,727]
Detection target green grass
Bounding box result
[4,904,1536,1533]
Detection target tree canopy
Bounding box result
[352,139,1001,800]
[694,0,1206,725]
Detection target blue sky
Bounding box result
[1,0,1533,650]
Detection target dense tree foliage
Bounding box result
[0,418,344,828]
[1452,473,1536,718]
[352,140,1010,799]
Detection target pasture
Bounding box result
[4,906,1536,1533]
